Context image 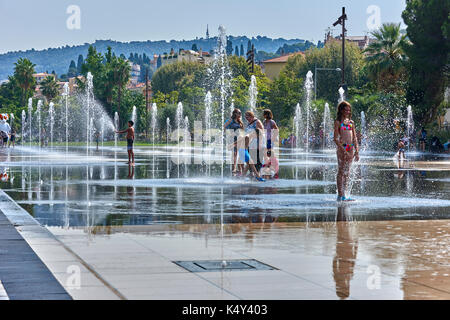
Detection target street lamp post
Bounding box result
[314,65,342,100]
[333,7,347,87]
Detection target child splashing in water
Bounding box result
[116,120,135,166]
[334,101,359,201]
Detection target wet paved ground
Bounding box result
[0,202,71,300]
[0,145,449,299]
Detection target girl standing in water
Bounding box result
[262,109,278,150]
[334,101,359,201]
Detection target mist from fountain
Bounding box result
[21,110,26,146]
[86,73,94,156]
[151,103,158,177]
[28,98,32,148]
[249,75,258,114]
[207,25,233,179]
[293,103,302,179]
[361,111,368,152]
[304,71,314,153]
[166,117,171,179]
[304,71,314,181]
[184,116,190,178]
[100,116,105,154]
[36,100,42,152]
[63,83,69,155]
[176,102,184,178]
[338,87,345,102]
[49,102,55,150]
[323,103,333,149]
[10,113,14,132]
[114,112,119,150]
[406,105,414,154]
[204,91,212,177]
[131,105,137,127]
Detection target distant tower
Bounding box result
[206,24,210,39]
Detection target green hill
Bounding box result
[0,36,308,80]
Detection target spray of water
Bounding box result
[63,83,69,155]
[207,25,233,179]
[131,106,137,127]
[338,87,345,102]
[36,100,42,151]
[28,98,32,148]
[205,91,212,176]
[166,117,171,179]
[49,102,55,150]
[151,103,158,177]
[323,103,333,149]
[249,75,258,114]
[176,102,184,178]
[293,103,302,179]
[184,116,190,178]
[21,110,26,146]
[304,71,314,181]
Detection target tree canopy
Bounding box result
[402,0,450,124]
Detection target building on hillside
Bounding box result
[33,73,55,83]
[127,82,153,101]
[160,52,179,67]
[34,76,81,99]
[147,55,158,72]
[160,49,213,67]
[324,31,375,51]
[262,52,305,80]
[178,49,213,64]
[68,76,84,95]
[129,63,141,85]
[33,86,44,99]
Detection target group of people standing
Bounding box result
[114,100,360,202]
[224,108,280,182]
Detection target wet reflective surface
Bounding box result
[0,146,449,299]
[2,146,450,226]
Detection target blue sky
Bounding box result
[0,0,406,53]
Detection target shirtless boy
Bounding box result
[116,120,135,165]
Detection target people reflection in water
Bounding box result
[333,205,358,299]
[0,152,8,182]
[128,163,135,179]
[228,186,278,243]
[395,154,405,179]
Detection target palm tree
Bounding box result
[364,23,408,91]
[14,58,36,107]
[40,76,59,102]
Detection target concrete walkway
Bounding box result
[0,207,71,300]
[0,190,121,300]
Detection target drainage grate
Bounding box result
[173,259,277,272]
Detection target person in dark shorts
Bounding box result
[94,130,100,151]
[8,129,16,148]
[1,131,8,148]
[116,120,135,166]
[419,127,427,152]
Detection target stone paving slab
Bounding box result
[0,190,121,300]
[0,208,72,300]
